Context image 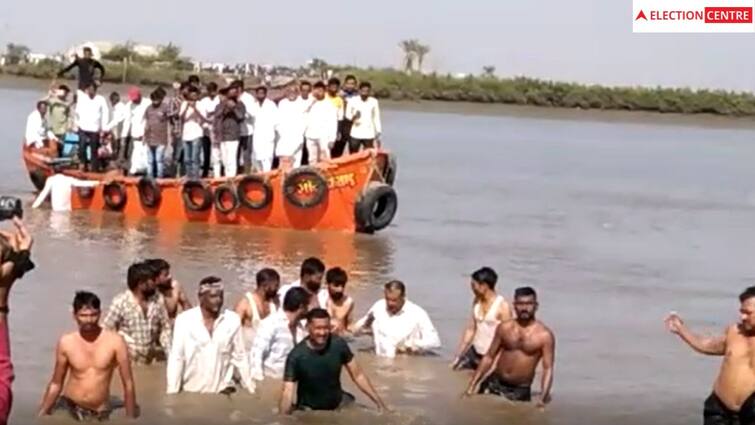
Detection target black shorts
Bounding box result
[348,137,374,153]
[56,396,111,422]
[478,374,531,402]
[455,346,483,371]
[704,392,755,425]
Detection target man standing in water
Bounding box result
[39,292,137,420]
[322,267,354,335]
[463,287,555,407]
[278,257,327,309]
[451,267,513,370]
[666,286,755,425]
[103,262,172,364]
[147,259,192,321]
[279,308,387,414]
[234,268,280,350]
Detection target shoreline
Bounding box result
[3,74,755,130]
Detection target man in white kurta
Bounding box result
[249,87,278,172]
[31,172,100,212]
[275,87,308,167]
[167,277,254,394]
[352,280,441,358]
[25,101,57,149]
[304,83,338,164]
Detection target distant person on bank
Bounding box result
[38,292,137,421]
[279,308,388,414]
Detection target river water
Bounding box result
[2,85,755,424]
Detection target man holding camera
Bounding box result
[0,217,36,424]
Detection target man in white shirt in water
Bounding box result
[25,101,57,150]
[32,171,100,212]
[352,280,441,358]
[451,267,513,371]
[166,276,254,394]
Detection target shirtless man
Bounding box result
[148,258,191,320]
[464,287,555,408]
[322,267,354,335]
[451,267,513,370]
[666,286,755,425]
[235,268,280,350]
[39,291,137,420]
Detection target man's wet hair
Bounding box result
[384,280,406,296]
[127,262,153,290]
[345,75,357,83]
[326,267,348,287]
[146,258,170,274]
[313,81,326,90]
[472,267,498,290]
[300,81,312,88]
[300,257,325,278]
[73,291,101,313]
[359,82,372,90]
[327,77,340,87]
[283,287,310,312]
[740,286,755,303]
[257,268,280,287]
[307,307,330,322]
[514,286,537,300]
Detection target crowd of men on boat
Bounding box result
[26,251,555,420]
[24,47,384,180]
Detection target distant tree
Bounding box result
[482,65,496,78]
[4,43,31,65]
[102,42,136,62]
[399,39,418,73]
[157,43,181,63]
[309,57,329,78]
[414,42,430,73]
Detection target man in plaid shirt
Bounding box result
[167,81,185,176]
[104,261,172,364]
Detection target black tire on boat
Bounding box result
[103,182,128,211]
[354,182,398,233]
[214,184,240,214]
[182,180,213,212]
[137,177,162,209]
[29,169,47,192]
[282,167,328,209]
[237,175,273,210]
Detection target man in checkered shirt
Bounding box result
[104,261,172,364]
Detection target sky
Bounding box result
[1,0,754,91]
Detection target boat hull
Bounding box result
[23,146,397,233]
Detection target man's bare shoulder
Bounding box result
[58,331,80,349]
[534,321,555,343]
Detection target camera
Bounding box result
[0,197,23,221]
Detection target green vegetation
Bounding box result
[3,39,755,117]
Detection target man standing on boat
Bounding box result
[237,80,255,174]
[304,82,338,164]
[276,85,307,168]
[57,47,105,90]
[144,89,170,178]
[212,85,246,177]
[325,78,346,158]
[345,82,382,154]
[250,86,278,172]
[450,267,513,371]
[197,82,220,177]
[25,101,57,150]
[74,82,109,172]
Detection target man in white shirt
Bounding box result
[237,81,255,174]
[249,86,278,172]
[276,86,307,168]
[25,101,57,150]
[179,85,208,179]
[166,276,254,394]
[352,280,441,358]
[304,81,338,164]
[345,82,382,154]
[248,287,310,381]
[75,82,109,172]
[31,171,100,212]
[107,92,128,165]
[277,257,327,309]
[197,82,220,178]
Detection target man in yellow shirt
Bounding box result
[326,78,347,157]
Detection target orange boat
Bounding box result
[22,145,398,234]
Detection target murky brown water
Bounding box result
[3,85,755,424]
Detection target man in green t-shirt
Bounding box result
[280,308,388,414]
